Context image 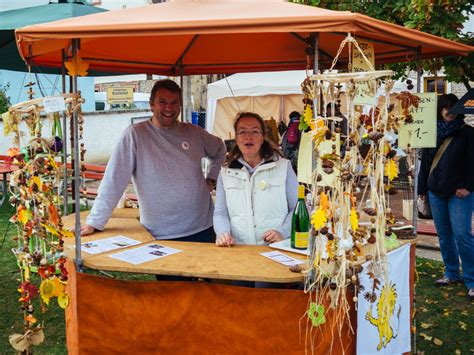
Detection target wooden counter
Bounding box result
[61,210,306,283]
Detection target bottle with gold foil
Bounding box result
[291,185,310,249]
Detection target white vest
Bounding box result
[221,158,290,245]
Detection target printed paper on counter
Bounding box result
[260,251,304,266]
[108,243,182,265]
[81,236,141,255]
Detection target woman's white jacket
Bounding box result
[220,158,291,245]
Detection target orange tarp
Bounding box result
[15,1,473,75]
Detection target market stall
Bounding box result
[59,210,415,354]
[9,1,472,354]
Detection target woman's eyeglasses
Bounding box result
[236,130,263,137]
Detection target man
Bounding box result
[81,79,226,243]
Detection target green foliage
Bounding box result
[294,0,474,89]
[415,258,474,353]
[0,85,11,114]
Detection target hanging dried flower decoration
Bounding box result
[300,33,402,349]
[5,92,84,353]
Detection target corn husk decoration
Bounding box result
[299,33,410,353]
[5,93,84,353]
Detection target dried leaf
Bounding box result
[433,338,443,346]
[458,321,467,330]
[64,55,89,77]
[461,310,469,316]
[60,229,75,238]
[419,332,432,341]
[456,290,466,296]
[18,208,32,224]
[48,203,59,225]
[58,292,69,309]
[420,323,432,329]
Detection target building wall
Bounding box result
[0,109,151,165]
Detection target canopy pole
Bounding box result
[180,63,184,122]
[308,32,320,283]
[72,38,83,272]
[61,49,69,217]
[412,46,422,237]
[312,33,319,74]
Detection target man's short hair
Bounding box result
[150,79,181,102]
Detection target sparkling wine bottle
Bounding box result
[291,185,310,250]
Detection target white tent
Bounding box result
[206,70,308,139]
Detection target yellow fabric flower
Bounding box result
[384,159,398,181]
[311,208,327,230]
[350,207,359,231]
[40,279,55,305]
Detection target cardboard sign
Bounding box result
[352,41,376,106]
[398,93,437,148]
[297,131,313,184]
[107,87,133,104]
[352,40,375,72]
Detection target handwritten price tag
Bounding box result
[398,93,437,148]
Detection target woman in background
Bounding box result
[418,93,474,301]
[213,112,298,247]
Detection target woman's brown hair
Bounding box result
[225,112,282,166]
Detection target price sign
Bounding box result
[42,96,66,113]
[398,93,437,148]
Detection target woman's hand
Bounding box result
[216,232,235,247]
[262,230,284,244]
[455,189,470,198]
[418,194,426,201]
[80,224,96,236]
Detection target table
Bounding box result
[0,165,14,208]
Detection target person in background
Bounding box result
[418,93,474,301]
[281,111,302,173]
[81,79,226,244]
[213,112,298,247]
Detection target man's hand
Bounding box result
[206,178,217,192]
[80,224,96,236]
[418,194,426,201]
[262,230,284,244]
[216,232,234,247]
[455,188,470,198]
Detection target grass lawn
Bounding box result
[0,201,472,353]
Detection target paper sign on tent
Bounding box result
[398,93,437,148]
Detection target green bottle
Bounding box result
[291,185,310,249]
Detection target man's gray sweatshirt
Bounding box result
[86,120,226,239]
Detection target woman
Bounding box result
[418,93,474,301]
[213,112,298,247]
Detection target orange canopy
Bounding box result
[15,0,473,75]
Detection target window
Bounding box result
[424,77,447,95]
[95,101,105,111]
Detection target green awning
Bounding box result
[0,1,107,74]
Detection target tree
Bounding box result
[296,0,473,89]
[0,86,11,114]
